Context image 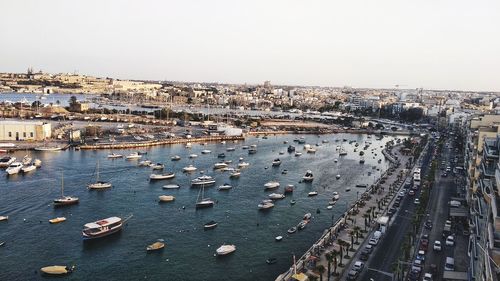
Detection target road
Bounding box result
[357,139,435,281]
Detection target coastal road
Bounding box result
[359,140,435,281]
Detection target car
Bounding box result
[441,172,447,177]
[414,198,420,205]
[398,191,405,197]
[368,238,379,246]
[444,257,455,271]
[424,220,433,229]
[353,261,364,272]
[360,249,370,261]
[393,201,400,207]
[364,244,373,253]
[446,235,455,246]
[449,200,461,207]
[347,269,359,280]
[408,190,415,196]
[420,240,429,251]
[408,268,421,281]
[423,273,433,281]
[433,240,442,251]
[388,207,397,216]
[416,250,426,261]
[413,259,423,269]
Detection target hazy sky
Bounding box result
[1,0,499,91]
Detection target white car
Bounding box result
[414,198,420,205]
[446,235,455,246]
[433,240,442,251]
[353,261,364,272]
[368,238,379,246]
[423,273,433,281]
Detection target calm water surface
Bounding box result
[0,134,395,280]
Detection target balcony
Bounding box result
[483,139,499,160]
[481,160,497,178]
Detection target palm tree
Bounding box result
[337,241,344,267]
[353,226,361,243]
[316,264,325,281]
[325,252,333,281]
[331,249,339,275]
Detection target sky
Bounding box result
[1,0,499,91]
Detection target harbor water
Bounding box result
[0,134,396,280]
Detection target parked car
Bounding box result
[449,200,461,207]
[446,235,455,246]
[423,273,433,281]
[444,257,455,271]
[360,249,370,261]
[393,201,400,207]
[433,240,442,251]
[364,245,373,253]
[353,261,364,272]
[414,198,420,205]
[388,207,397,216]
[408,190,415,196]
[416,250,426,261]
[347,269,359,280]
[424,220,433,229]
[420,240,429,251]
[368,238,379,246]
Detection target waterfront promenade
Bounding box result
[276,144,411,281]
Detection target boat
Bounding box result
[195,186,215,209]
[316,208,321,214]
[242,145,249,149]
[49,217,67,224]
[171,155,181,161]
[126,152,142,160]
[345,187,351,192]
[40,265,74,276]
[258,201,275,210]
[327,205,333,210]
[21,155,32,165]
[303,170,314,182]
[308,191,318,197]
[224,160,233,164]
[218,183,233,190]
[216,244,236,256]
[146,241,165,251]
[5,162,22,175]
[298,138,306,144]
[332,191,340,201]
[217,153,226,158]
[21,163,37,173]
[297,220,308,230]
[53,173,79,207]
[191,175,216,186]
[204,220,218,230]
[282,169,288,175]
[284,185,294,193]
[183,165,197,172]
[294,152,302,157]
[226,147,236,152]
[303,144,311,150]
[151,163,164,170]
[150,173,175,180]
[88,161,112,190]
[34,146,63,152]
[138,160,152,166]
[269,193,285,200]
[82,216,123,240]
[107,153,123,159]
[322,139,329,143]
[238,162,250,168]
[279,151,285,155]
[185,143,192,148]
[275,236,283,242]
[34,159,42,167]
[229,170,241,178]
[0,216,9,221]
[356,184,368,188]
[163,184,180,189]
[214,162,228,169]
[339,147,347,156]
[201,149,211,154]
[189,154,198,158]
[248,148,257,154]
[359,151,365,156]
[287,227,297,234]
[266,257,278,264]
[159,195,175,202]
[307,148,316,154]
[290,200,296,205]
[359,157,365,164]
[336,174,341,179]
[264,181,280,190]
[334,159,338,163]
[0,156,16,168]
[221,167,235,172]
[287,145,296,153]
[0,241,4,246]
[272,159,281,166]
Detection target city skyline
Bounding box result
[1,0,499,92]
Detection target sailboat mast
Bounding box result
[61,172,64,197]
[96,160,100,182]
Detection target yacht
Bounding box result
[189,154,198,159]
[195,185,215,209]
[138,160,152,166]
[191,175,216,186]
[150,163,164,170]
[264,181,280,190]
[126,152,142,160]
[272,158,281,166]
[21,163,37,173]
[171,155,181,161]
[82,216,123,240]
[216,244,236,256]
[201,149,212,154]
[88,161,112,190]
[322,139,329,143]
[303,144,311,150]
[258,201,275,210]
[107,153,123,159]
[183,165,197,172]
[150,173,175,180]
[287,145,296,153]
[214,162,228,169]
[334,159,338,163]
[218,183,233,191]
[6,162,23,175]
[303,170,314,182]
[21,155,32,165]
[238,162,250,168]
[54,174,79,207]
[269,193,285,200]
[163,184,180,189]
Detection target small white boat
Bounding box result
[150,173,175,180]
[34,146,63,152]
[150,163,164,170]
[272,158,281,166]
[258,201,275,210]
[40,265,74,276]
[294,152,302,157]
[163,184,180,189]
[238,162,250,168]
[229,170,241,178]
[49,217,67,224]
[308,191,318,197]
[332,191,340,201]
[126,152,142,160]
[336,175,341,179]
[107,153,123,159]
[185,143,192,148]
[226,147,236,151]
[327,205,333,210]
[214,162,228,169]
[218,184,233,190]
[0,216,8,221]
[303,170,314,182]
[191,175,216,186]
[269,193,285,200]
[239,157,244,162]
[345,187,351,192]
[201,149,212,154]
[275,236,283,242]
[216,244,236,256]
[6,162,23,175]
[264,181,280,190]
[21,163,37,173]
[242,145,249,149]
[138,160,152,166]
[171,155,181,161]
[159,195,175,202]
[188,154,198,159]
[147,241,165,251]
[334,159,338,163]
[0,156,16,168]
[221,141,226,144]
[307,148,317,153]
[183,165,197,172]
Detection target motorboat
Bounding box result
[304,213,312,220]
[332,191,340,201]
[308,191,318,197]
[183,165,197,172]
[307,148,316,154]
[279,151,285,155]
[238,162,250,168]
[185,143,192,148]
[191,175,216,186]
[322,139,329,143]
[82,216,123,240]
[282,169,288,175]
[250,144,257,148]
[201,149,212,154]
[298,138,306,144]
[34,146,63,152]
[248,148,257,154]
[336,174,341,179]
[221,167,235,172]
[151,163,164,170]
[171,155,181,161]
[146,241,165,251]
[239,157,244,162]
[334,159,338,163]
[21,163,37,173]
[126,152,142,160]
[40,265,75,276]
[242,145,249,149]
[216,244,236,256]
[297,220,308,230]
[327,205,333,210]
[303,170,314,182]
[0,216,8,221]
[107,153,123,159]
[269,193,285,200]
[290,200,296,205]
[258,201,275,210]
[21,155,32,165]
[275,236,283,242]
[49,217,66,224]
[34,159,42,167]
[266,257,278,264]
[303,144,311,150]
[159,195,175,202]
[287,145,296,153]
[189,154,198,158]
[359,157,365,164]
[214,162,228,169]
[195,198,215,209]
[217,153,226,158]
[163,184,180,189]
[356,184,368,188]
[345,187,351,192]
[339,148,347,156]
[88,160,112,190]
[226,147,236,152]
[294,152,302,157]
[229,170,241,178]
[138,160,152,166]
[271,159,281,167]
[150,173,175,180]
[6,162,22,175]
[284,185,294,193]
[204,220,218,230]
[218,183,233,190]
[264,181,280,190]
[220,141,226,144]
[224,160,233,164]
[287,227,297,234]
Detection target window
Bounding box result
[8,132,11,137]
[30,132,34,138]
[23,132,26,138]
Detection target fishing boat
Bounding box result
[5,162,22,175]
[0,216,9,221]
[237,162,250,168]
[54,173,79,207]
[88,161,112,190]
[49,217,66,224]
[303,170,314,182]
[159,195,175,202]
[195,185,215,209]
[189,154,198,158]
[204,220,218,230]
[126,152,142,160]
[107,153,123,159]
[151,163,164,170]
[150,173,175,180]
[271,159,281,167]
[287,145,296,153]
[218,183,233,191]
[216,244,236,256]
[163,184,180,189]
[21,163,37,173]
[183,165,197,172]
[264,181,280,190]
[191,175,216,186]
[308,191,318,197]
[284,185,294,193]
[138,160,152,166]
[269,193,285,200]
[171,155,181,161]
[146,241,165,251]
[287,227,297,234]
[0,156,16,168]
[82,216,123,240]
[40,265,75,276]
[258,201,275,210]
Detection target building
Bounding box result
[0,121,51,141]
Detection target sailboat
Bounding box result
[195,184,214,209]
[88,160,112,190]
[53,173,79,207]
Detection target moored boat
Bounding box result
[171,155,181,161]
[159,195,175,202]
[204,220,218,230]
[264,181,280,190]
[271,158,281,166]
[163,184,180,189]
[150,173,175,180]
[214,162,228,169]
[107,153,123,159]
[126,152,142,160]
[5,162,22,175]
[308,191,318,197]
[21,163,37,173]
[284,184,294,193]
[269,193,285,200]
[49,217,67,224]
[146,241,165,251]
[216,244,236,256]
[191,175,216,186]
[0,156,16,168]
[82,216,123,240]
[183,165,197,172]
[303,170,314,182]
[40,265,75,276]
[218,183,233,191]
